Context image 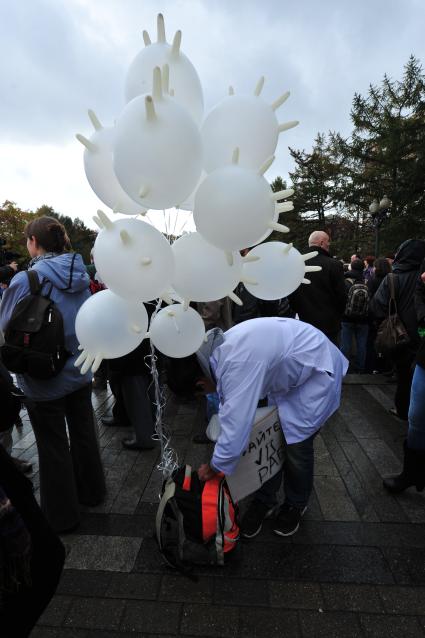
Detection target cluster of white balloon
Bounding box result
[74,14,321,374]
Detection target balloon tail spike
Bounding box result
[225,252,234,266]
[276,202,294,214]
[113,204,121,214]
[93,216,102,229]
[305,265,322,273]
[75,134,97,153]
[269,221,290,233]
[161,293,173,305]
[254,76,265,96]
[271,90,290,111]
[283,243,293,254]
[140,209,148,216]
[145,331,150,338]
[228,291,243,306]
[302,278,311,285]
[120,229,131,245]
[162,64,170,93]
[152,67,163,100]
[183,299,190,311]
[272,188,294,201]
[88,109,102,131]
[241,276,258,286]
[77,344,84,351]
[232,148,239,165]
[92,354,103,373]
[131,324,143,334]
[171,30,181,57]
[228,85,234,96]
[259,155,275,175]
[157,13,166,42]
[167,310,175,317]
[74,351,86,367]
[81,355,95,375]
[278,120,299,133]
[142,30,151,46]
[145,95,156,121]
[243,254,260,263]
[97,209,114,230]
[302,251,318,261]
[139,184,150,198]
[141,257,152,266]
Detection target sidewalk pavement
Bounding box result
[9,375,425,638]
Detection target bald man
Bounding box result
[289,232,347,345]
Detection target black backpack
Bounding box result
[156,465,240,572]
[344,278,369,318]
[1,270,69,379]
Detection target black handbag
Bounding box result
[375,273,410,356]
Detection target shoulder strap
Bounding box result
[26,270,41,295]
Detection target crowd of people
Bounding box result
[0,216,424,635]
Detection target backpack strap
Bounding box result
[155,480,176,551]
[26,270,41,295]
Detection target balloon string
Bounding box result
[145,300,179,484]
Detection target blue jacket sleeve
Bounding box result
[0,272,30,332]
[211,360,267,475]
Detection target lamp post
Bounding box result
[369,195,391,257]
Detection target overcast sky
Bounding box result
[1,0,424,233]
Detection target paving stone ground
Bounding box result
[10,375,425,637]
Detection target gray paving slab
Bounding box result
[9,376,423,637]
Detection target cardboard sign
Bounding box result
[226,406,286,502]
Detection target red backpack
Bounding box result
[156,464,239,570]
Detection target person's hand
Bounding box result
[421,271,425,284]
[9,262,18,272]
[198,463,218,482]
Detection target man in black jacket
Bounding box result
[289,231,347,345]
[0,261,18,284]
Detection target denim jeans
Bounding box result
[341,322,369,372]
[407,364,425,450]
[255,432,316,509]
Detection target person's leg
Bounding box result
[407,364,425,450]
[0,427,13,455]
[65,383,106,506]
[28,399,81,532]
[354,323,369,373]
[340,322,353,363]
[120,375,156,448]
[240,469,283,539]
[106,369,131,425]
[272,433,316,537]
[393,349,415,420]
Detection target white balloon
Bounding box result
[149,304,205,358]
[178,171,206,211]
[202,94,278,172]
[114,94,203,210]
[125,42,204,125]
[172,232,242,302]
[242,242,307,300]
[194,165,275,251]
[75,290,148,366]
[81,126,146,215]
[93,217,174,302]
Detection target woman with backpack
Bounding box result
[0,216,105,533]
[370,239,425,420]
[340,259,370,373]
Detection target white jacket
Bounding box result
[210,317,348,475]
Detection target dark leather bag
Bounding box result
[375,273,410,356]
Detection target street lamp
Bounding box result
[369,195,391,256]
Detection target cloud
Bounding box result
[0,0,424,229]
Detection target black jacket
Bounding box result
[289,247,347,338]
[415,258,425,368]
[369,239,425,348]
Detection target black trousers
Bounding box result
[27,383,105,532]
[0,445,65,637]
[109,373,155,446]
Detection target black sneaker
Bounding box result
[272,503,307,537]
[241,500,277,539]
